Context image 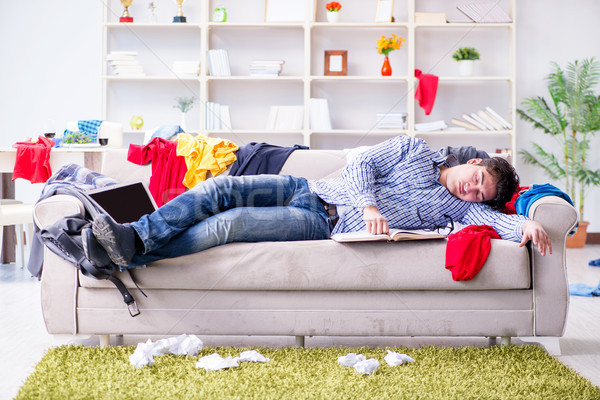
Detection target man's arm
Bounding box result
[462,203,552,256]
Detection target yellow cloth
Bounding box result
[176,133,238,189]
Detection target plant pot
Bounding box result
[327,11,339,23]
[566,221,589,248]
[381,56,392,76]
[457,60,474,77]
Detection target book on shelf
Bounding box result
[452,107,512,131]
[249,59,285,76]
[461,113,487,130]
[375,113,407,129]
[205,102,232,131]
[331,229,447,243]
[469,112,493,130]
[414,120,448,132]
[106,51,145,76]
[309,98,332,130]
[414,12,447,24]
[476,110,503,130]
[266,106,304,130]
[207,49,231,77]
[485,106,512,129]
[457,2,512,23]
[450,118,478,130]
[172,60,200,77]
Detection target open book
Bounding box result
[331,229,447,243]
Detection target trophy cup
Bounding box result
[120,0,134,23]
[173,0,187,23]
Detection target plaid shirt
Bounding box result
[308,136,526,241]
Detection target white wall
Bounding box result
[1,0,599,230]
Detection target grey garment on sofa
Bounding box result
[438,146,489,164]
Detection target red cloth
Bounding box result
[414,69,439,115]
[12,136,55,183]
[503,185,529,214]
[445,225,501,281]
[127,138,188,207]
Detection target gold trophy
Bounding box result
[173,0,187,23]
[120,0,134,23]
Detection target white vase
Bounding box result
[458,60,475,77]
[327,11,339,23]
[180,112,187,131]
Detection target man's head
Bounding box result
[441,157,519,210]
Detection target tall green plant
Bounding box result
[518,58,600,221]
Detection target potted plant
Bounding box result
[452,47,480,76]
[326,2,342,23]
[518,58,600,247]
[174,96,197,131]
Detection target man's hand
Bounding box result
[363,205,389,235]
[520,220,552,256]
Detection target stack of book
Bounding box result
[450,107,512,131]
[309,98,332,130]
[249,60,285,77]
[207,49,231,76]
[106,51,145,77]
[414,120,448,132]
[457,2,511,23]
[172,60,200,78]
[266,106,304,130]
[375,113,407,129]
[205,102,232,131]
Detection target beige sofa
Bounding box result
[34,148,578,347]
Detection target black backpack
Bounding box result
[38,189,145,317]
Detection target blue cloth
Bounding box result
[569,281,600,297]
[309,136,527,240]
[514,183,574,216]
[588,258,600,267]
[150,125,184,142]
[61,120,104,145]
[128,174,330,268]
[229,142,308,176]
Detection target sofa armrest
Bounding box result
[527,196,578,336]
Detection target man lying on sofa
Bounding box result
[83,135,551,271]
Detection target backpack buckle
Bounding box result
[127,301,140,317]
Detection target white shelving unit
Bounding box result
[101,0,516,156]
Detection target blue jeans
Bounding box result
[129,174,330,267]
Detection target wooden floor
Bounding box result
[1,246,599,399]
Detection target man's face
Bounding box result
[444,159,498,203]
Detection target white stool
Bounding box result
[0,201,35,268]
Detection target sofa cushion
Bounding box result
[80,238,530,291]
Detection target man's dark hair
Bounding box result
[479,157,519,211]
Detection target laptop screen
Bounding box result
[88,182,157,224]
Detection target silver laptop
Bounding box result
[87,181,158,224]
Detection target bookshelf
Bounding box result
[101,0,516,156]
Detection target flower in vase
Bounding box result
[326,2,342,12]
[377,34,406,56]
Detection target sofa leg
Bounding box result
[295,335,305,348]
[99,334,110,347]
[500,336,511,346]
[487,336,497,346]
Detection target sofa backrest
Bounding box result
[100,148,349,185]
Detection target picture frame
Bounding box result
[375,0,394,23]
[265,0,316,22]
[324,50,348,76]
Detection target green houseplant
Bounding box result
[518,58,600,246]
[452,47,480,76]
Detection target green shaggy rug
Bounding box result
[16,344,600,400]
